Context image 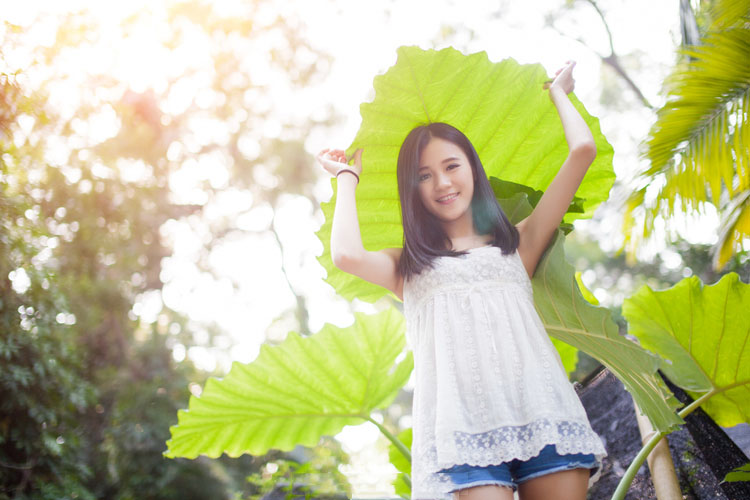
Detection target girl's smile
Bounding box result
[436,193,459,203]
[417,137,475,227]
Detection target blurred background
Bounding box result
[2,0,748,498]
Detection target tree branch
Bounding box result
[551,0,654,109]
[602,54,654,110]
[584,0,615,55]
[270,211,310,336]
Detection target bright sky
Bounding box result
[6,0,690,496]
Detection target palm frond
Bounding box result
[624,25,750,266]
[643,27,750,192]
[710,0,750,29]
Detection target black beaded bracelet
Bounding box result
[336,168,359,184]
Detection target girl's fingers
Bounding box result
[317,148,362,170]
[347,148,363,165]
[316,149,348,171]
[319,149,345,160]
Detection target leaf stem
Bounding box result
[676,389,717,420]
[610,430,665,500]
[366,416,411,463]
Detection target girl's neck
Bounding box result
[441,219,491,251]
[449,234,493,251]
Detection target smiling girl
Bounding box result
[317,60,607,500]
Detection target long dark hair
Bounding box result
[397,122,519,279]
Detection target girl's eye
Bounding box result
[418,173,430,182]
[447,163,460,170]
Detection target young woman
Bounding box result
[317,61,607,500]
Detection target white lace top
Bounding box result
[402,246,607,499]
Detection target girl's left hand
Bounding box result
[543,60,576,94]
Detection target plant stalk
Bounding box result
[611,430,666,500]
[367,415,412,463]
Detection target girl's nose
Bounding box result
[436,172,451,188]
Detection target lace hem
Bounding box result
[411,419,607,500]
[442,419,606,467]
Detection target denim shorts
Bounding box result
[437,444,599,492]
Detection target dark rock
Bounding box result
[664,378,750,500]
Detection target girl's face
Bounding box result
[416,137,475,226]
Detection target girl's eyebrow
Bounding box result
[419,157,461,171]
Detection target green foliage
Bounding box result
[166,308,412,459]
[533,231,683,432]
[626,0,750,267]
[243,441,350,500]
[1,72,97,499]
[2,1,339,495]
[623,273,750,427]
[316,45,615,303]
[388,428,412,498]
[0,207,94,497]
[490,177,585,235]
[723,463,750,483]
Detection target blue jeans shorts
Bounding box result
[437,444,599,492]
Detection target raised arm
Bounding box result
[517,61,597,277]
[316,148,404,300]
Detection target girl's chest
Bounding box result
[405,247,530,296]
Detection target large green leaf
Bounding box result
[165,308,413,459]
[316,45,615,303]
[533,231,683,432]
[622,273,750,427]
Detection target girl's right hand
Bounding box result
[543,60,576,94]
[316,148,363,177]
